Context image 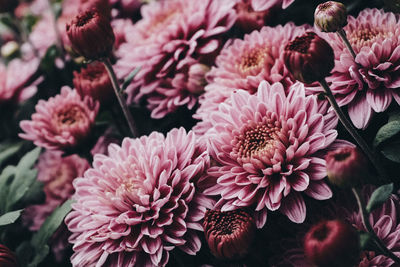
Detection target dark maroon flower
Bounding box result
[203,209,255,260]
[284,31,334,83]
[0,244,17,267]
[304,220,360,267]
[326,146,368,187]
[73,62,113,103]
[0,0,17,13]
[79,0,111,19]
[314,1,348,33]
[66,10,115,60]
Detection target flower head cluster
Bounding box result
[19,87,99,150]
[202,81,340,227]
[250,0,295,11]
[65,128,214,267]
[114,0,236,118]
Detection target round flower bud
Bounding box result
[314,1,348,33]
[203,209,255,260]
[0,0,18,13]
[0,244,18,267]
[304,220,360,267]
[73,62,113,103]
[326,146,368,188]
[66,10,115,60]
[284,31,334,84]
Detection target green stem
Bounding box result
[318,79,388,182]
[102,58,138,137]
[352,188,400,264]
[337,29,357,60]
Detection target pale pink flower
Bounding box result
[23,151,89,261]
[114,0,236,118]
[312,9,400,129]
[19,86,99,150]
[0,58,40,103]
[65,128,214,267]
[193,23,309,135]
[251,0,295,11]
[202,81,340,227]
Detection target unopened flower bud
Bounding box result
[66,10,115,60]
[0,244,18,267]
[326,146,368,188]
[203,209,255,260]
[304,220,360,267]
[284,32,334,84]
[314,1,348,33]
[73,62,113,103]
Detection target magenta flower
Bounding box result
[313,9,400,129]
[65,128,214,267]
[193,23,309,135]
[19,86,99,150]
[202,81,341,227]
[114,0,236,118]
[0,58,39,103]
[251,0,295,11]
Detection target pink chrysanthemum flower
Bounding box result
[23,151,89,261]
[272,187,400,267]
[313,9,400,129]
[114,0,236,118]
[193,23,309,135]
[65,128,214,267]
[202,81,340,227]
[19,86,99,150]
[0,58,40,103]
[251,0,295,11]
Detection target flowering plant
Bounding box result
[0,0,400,266]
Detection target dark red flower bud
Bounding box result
[0,244,18,267]
[283,32,334,84]
[326,146,368,188]
[79,0,111,20]
[66,10,115,60]
[304,220,360,267]
[73,62,113,103]
[0,0,18,13]
[203,209,255,260]
[314,1,348,33]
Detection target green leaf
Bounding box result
[15,241,34,267]
[366,183,393,213]
[0,166,16,213]
[31,199,73,250]
[0,141,23,167]
[0,209,23,226]
[374,112,400,148]
[359,232,371,250]
[122,67,141,91]
[28,245,49,267]
[381,140,400,163]
[40,45,59,73]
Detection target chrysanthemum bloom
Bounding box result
[73,62,113,103]
[66,9,115,60]
[114,0,236,118]
[0,244,17,267]
[193,23,309,135]
[326,146,368,187]
[19,86,99,150]
[203,209,255,260]
[111,19,134,50]
[235,0,275,33]
[313,9,400,129]
[23,151,89,261]
[65,128,214,267]
[201,81,340,227]
[314,1,348,33]
[250,0,294,12]
[0,58,40,103]
[79,0,110,18]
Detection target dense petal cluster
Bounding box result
[193,23,309,134]
[202,81,339,227]
[19,87,99,150]
[313,9,400,129]
[65,128,214,267]
[251,0,295,11]
[114,0,236,118]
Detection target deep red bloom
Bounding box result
[0,244,17,267]
[66,10,115,59]
[73,62,113,103]
[203,209,255,260]
[284,31,334,83]
[79,0,111,19]
[326,146,368,187]
[304,220,360,267]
